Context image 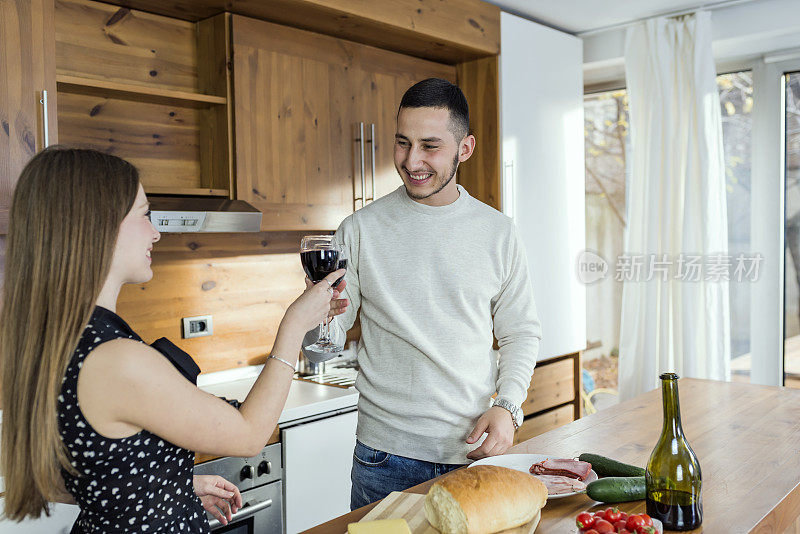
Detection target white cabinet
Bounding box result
[282,408,357,533]
[0,500,79,533]
[500,12,586,360]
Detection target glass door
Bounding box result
[784,71,800,388]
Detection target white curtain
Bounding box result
[619,12,730,400]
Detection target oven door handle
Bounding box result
[207,497,273,530]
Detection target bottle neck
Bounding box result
[661,378,685,438]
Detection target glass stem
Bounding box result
[319,317,330,344]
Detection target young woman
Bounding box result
[0,147,347,532]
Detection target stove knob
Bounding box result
[240,465,255,481]
[257,460,272,476]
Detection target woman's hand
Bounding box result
[193,475,242,526]
[311,278,349,320]
[285,269,348,332]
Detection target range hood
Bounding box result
[149,197,262,233]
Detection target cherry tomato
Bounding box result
[614,520,628,531]
[619,512,629,522]
[618,530,632,534]
[636,526,657,534]
[604,507,622,523]
[585,530,600,534]
[640,514,653,527]
[576,512,596,530]
[626,515,645,530]
[594,519,614,534]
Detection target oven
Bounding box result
[194,442,283,533]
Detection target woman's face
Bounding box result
[110,184,160,285]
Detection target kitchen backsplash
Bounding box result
[117,231,309,373]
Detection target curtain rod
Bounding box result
[576,0,757,37]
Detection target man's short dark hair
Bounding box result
[399,78,469,140]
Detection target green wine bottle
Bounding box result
[645,373,703,530]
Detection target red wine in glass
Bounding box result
[300,235,347,353]
[300,249,340,282]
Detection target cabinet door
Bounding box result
[232,16,357,231]
[282,409,357,533]
[0,0,58,234]
[501,12,585,359]
[353,51,457,204]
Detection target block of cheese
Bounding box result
[347,518,413,534]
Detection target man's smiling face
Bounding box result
[393,106,473,206]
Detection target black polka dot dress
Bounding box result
[58,306,209,533]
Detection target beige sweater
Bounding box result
[307,185,541,464]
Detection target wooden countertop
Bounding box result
[302,379,800,533]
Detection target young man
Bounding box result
[307,78,541,510]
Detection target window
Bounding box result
[583,71,754,406]
[583,89,628,403]
[718,72,753,382]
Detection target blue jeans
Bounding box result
[350,440,465,510]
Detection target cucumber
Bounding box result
[586,476,646,503]
[579,453,646,477]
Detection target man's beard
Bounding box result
[404,152,460,200]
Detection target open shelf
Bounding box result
[56,74,227,107]
[144,186,230,197]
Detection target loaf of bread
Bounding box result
[424,465,548,534]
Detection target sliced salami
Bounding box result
[533,474,588,495]
[529,458,593,480]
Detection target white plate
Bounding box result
[468,453,598,499]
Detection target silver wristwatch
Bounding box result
[493,398,523,429]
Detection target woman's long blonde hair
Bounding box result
[1,147,139,519]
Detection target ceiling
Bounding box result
[483,0,755,34]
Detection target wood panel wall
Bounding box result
[0,228,315,376]
[56,92,205,190]
[0,0,59,234]
[55,0,200,92]
[116,232,309,374]
[456,56,501,211]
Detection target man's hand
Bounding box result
[466,406,516,461]
[193,475,242,526]
[303,277,349,320]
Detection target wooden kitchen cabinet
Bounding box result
[232,16,355,231]
[513,352,581,445]
[53,0,234,197]
[350,56,456,204]
[95,0,500,66]
[0,0,59,234]
[232,15,455,231]
[515,404,574,443]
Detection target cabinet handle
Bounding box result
[39,90,50,149]
[359,122,366,208]
[503,160,515,218]
[354,122,366,209]
[367,123,375,203]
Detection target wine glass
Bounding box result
[300,235,347,353]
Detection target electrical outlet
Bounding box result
[182,315,213,339]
